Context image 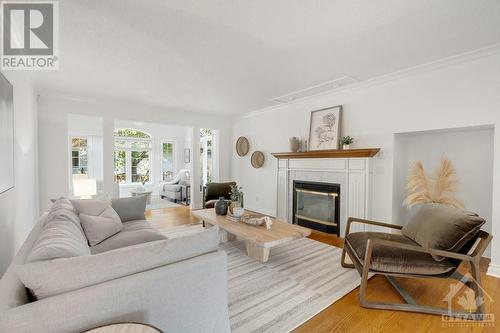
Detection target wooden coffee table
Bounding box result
[192,209,311,263]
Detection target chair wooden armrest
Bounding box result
[346,217,403,237]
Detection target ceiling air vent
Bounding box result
[272,76,359,104]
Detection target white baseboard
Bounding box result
[487,263,500,278]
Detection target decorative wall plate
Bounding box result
[251,151,265,168]
[236,137,250,157]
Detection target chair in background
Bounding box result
[159,169,190,202]
[203,181,236,208]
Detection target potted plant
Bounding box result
[229,185,244,217]
[229,185,244,207]
[340,136,354,150]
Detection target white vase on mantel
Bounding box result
[342,144,350,150]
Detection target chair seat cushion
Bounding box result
[163,184,181,192]
[346,232,456,276]
[91,220,167,253]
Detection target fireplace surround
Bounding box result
[293,180,340,235]
[273,151,378,237]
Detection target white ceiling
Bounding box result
[32,0,500,114]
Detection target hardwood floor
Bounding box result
[146,206,499,333]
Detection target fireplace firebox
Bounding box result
[293,180,340,235]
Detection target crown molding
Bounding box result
[243,43,500,119]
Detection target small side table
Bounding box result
[180,184,191,206]
[84,322,163,333]
[129,189,153,205]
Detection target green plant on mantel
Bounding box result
[340,136,354,145]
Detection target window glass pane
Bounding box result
[71,137,88,175]
[131,151,150,183]
[162,142,174,180]
[130,140,151,150]
[114,129,151,139]
[114,140,127,149]
[200,129,214,187]
[114,151,126,183]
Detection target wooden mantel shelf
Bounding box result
[271,148,380,159]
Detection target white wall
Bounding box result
[0,73,38,276]
[232,51,500,275]
[38,94,234,211]
[393,126,494,256]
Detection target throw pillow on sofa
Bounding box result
[402,203,486,261]
[71,198,123,246]
[111,195,147,222]
[26,199,90,263]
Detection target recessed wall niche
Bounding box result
[392,125,494,256]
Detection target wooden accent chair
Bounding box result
[341,205,492,319]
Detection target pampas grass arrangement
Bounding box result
[404,156,464,209]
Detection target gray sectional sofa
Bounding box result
[0,197,230,333]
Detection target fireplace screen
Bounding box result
[293,181,340,235]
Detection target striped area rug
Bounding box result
[162,224,363,332]
[221,238,363,333]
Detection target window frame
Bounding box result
[160,140,176,181]
[113,130,153,185]
[70,136,90,176]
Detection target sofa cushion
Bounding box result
[71,197,123,246]
[346,232,456,276]
[111,196,147,222]
[45,198,81,230]
[15,226,219,299]
[80,207,123,246]
[402,203,486,261]
[91,220,167,253]
[26,201,90,263]
[71,197,111,216]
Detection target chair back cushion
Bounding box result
[205,182,236,201]
[402,203,485,261]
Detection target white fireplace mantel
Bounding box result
[275,156,376,236]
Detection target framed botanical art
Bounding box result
[308,105,342,151]
[0,73,14,194]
